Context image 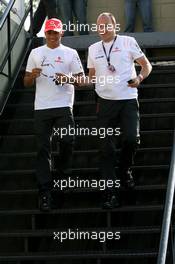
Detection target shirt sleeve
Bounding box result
[87,47,95,68]
[26,50,36,72]
[129,37,144,60]
[70,50,84,75]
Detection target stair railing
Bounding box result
[157,130,175,264]
[0,0,33,114]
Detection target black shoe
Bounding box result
[126,174,135,189]
[124,170,135,189]
[102,190,120,209]
[39,192,52,212]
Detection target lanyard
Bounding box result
[102,36,117,66]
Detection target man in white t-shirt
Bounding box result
[24,18,84,211]
[87,13,152,209]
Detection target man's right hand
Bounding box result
[24,68,42,87]
[31,68,42,80]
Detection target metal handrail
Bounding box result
[0,0,21,20]
[0,3,31,73]
[157,130,175,264]
[0,0,16,29]
[0,0,33,114]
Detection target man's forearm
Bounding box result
[139,67,152,80]
[24,75,35,87]
[139,61,152,80]
[135,56,152,83]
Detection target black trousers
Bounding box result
[97,98,140,182]
[34,107,74,193]
[32,0,62,35]
[60,0,88,36]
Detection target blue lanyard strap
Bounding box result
[102,36,117,66]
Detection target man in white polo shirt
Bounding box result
[87,13,152,209]
[24,18,84,211]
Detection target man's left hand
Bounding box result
[54,73,69,85]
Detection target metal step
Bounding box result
[0,204,169,216]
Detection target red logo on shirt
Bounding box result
[55,56,63,63]
[112,47,121,52]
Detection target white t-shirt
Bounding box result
[26,44,83,110]
[87,35,144,100]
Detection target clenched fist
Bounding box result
[24,68,42,87]
[31,68,42,79]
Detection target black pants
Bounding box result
[31,0,62,35]
[97,98,140,182]
[60,0,88,36]
[34,107,74,193]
